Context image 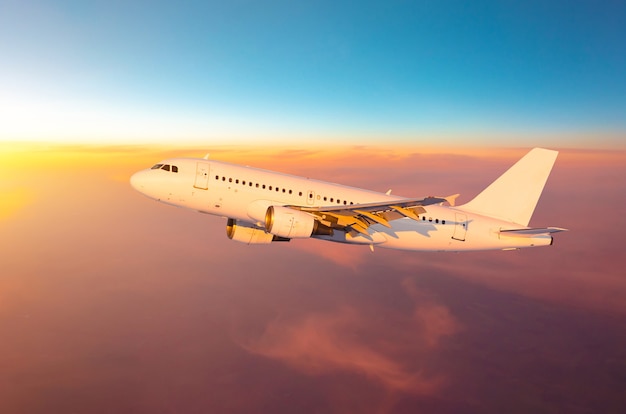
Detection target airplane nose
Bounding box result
[130,171,145,192]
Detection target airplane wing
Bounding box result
[291,196,449,235]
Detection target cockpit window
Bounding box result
[151,163,178,172]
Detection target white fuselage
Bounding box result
[130,157,553,251]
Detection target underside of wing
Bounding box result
[292,196,448,236]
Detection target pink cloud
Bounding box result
[238,306,445,395]
[236,275,461,410]
[402,278,461,347]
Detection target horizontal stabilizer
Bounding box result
[499,227,568,237]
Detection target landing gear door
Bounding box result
[194,162,210,190]
[452,213,467,241]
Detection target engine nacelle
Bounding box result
[265,206,332,239]
[226,218,289,244]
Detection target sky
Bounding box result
[0,0,625,147]
[1,2,626,413]
[1,144,625,413]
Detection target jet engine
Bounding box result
[226,218,289,244]
[265,206,332,238]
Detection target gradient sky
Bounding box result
[1,0,625,146]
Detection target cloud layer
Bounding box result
[1,144,625,413]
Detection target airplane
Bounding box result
[130,147,567,252]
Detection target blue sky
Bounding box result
[1,0,624,147]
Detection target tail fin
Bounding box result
[459,148,558,226]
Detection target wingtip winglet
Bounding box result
[445,194,460,207]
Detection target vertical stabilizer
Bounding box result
[459,148,558,226]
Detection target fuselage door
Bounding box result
[452,213,467,241]
[307,190,315,206]
[194,162,210,190]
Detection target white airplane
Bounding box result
[130,148,567,252]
